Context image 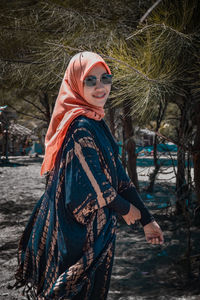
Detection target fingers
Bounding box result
[152,237,160,244]
[138,211,141,220]
[147,237,158,244]
[134,214,141,221]
[122,216,131,225]
[122,217,135,225]
[122,205,141,226]
[130,219,135,225]
[147,236,164,245]
[144,221,164,245]
[159,236,164,245]
[156,229,164,244]
[159,231,164,244]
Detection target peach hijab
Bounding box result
[41,51,111,175]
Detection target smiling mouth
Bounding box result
[93,94,106,99]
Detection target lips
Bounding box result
[93,93,106,99]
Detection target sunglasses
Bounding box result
[84,73,113,87]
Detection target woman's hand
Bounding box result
[143,221,164,245]
[122,204,141,225]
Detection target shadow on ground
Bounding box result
[0,156,200,300]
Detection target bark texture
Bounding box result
[123,101,139,190]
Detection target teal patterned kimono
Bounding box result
[15,116,153,300]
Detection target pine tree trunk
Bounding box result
[123,101,139,190]
[147,100,167,192]
[126,136,139,190]
[39,91,52,127]
[147,134,160,192]
[175,98,190,214]
[5,121,9,162]
[176,146,186,214]
[121,127,126,169]
[192,102,200,206]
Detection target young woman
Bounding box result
[15,52,164,300]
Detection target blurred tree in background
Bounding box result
[0,0,152,186]
[108,0,200,212]
[0,0,200,210]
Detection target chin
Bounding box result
[96,100,107,108]
[89,97,107,107]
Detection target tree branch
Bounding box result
[7,104,46,122]
[155,130,190,151]
[140,0,163,24]
[0,26,54,33]
[103,55,158,83]
[44,41,84,53]
[22,97,46,116]
[43,42,160,83]
[126,23,191,40]
[0,59,43,65]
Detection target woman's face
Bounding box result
[83,63,111,108]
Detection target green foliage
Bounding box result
[107,0,200,131]
[0,0,153,125]
[0,0,200,136]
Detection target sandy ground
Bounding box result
[0,155,200,300]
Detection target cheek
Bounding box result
[83,86,94,103]
[106,85,111,95]
[83,86,89,99]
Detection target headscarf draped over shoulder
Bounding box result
[41,51,111,175]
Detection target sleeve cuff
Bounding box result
[107,195,130,216]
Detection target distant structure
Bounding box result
[135,127,155,146]
[0,106,17,161]
[0,106,38,159]
[8,122,33,155]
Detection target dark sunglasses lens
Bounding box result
[84,76,96,86]
[84,74,112,86]
[101,74,112,84]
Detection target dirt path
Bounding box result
[0,156,200,300]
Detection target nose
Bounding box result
[95,78,104,89]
